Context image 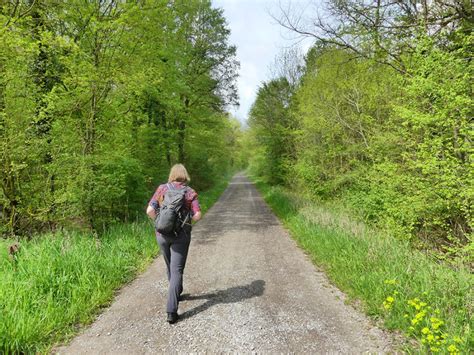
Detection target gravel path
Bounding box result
[55,173,393,354]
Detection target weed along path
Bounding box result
[56,174,393,353]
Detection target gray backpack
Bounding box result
[155,183,190,236]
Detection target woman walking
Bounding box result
[146,164,201,324]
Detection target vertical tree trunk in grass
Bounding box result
[178,97,190,164]
[178,119,186,164]
[32,2,60,233]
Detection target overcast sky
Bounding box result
[212,0,314,123]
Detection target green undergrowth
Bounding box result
[0,222,157,354]
[253,178,473,353]
[0,176,231,354]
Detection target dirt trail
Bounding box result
[55,173,393,353]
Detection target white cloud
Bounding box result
[213,0,313,123]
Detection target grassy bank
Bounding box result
[253,179,472,353]
[0,176,231,353]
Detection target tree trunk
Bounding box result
[178,96,190,163]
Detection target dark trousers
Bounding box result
[156,229,191,313]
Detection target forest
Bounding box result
[242,4,472,350]
[245,0,473,264]
[0,0,472,353]
[1,0,241,237]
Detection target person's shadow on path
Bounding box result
[179,280,265,321]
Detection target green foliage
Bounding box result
[246,28,472,259]
[344,32,473,254]
[388,33,473,246]
[0,0,241,237]
[247,77,296,185]
[292,48,395,197]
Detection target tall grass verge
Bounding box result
[253,179,472,353]
[0,176,231,353]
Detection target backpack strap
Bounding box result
[169,183,191,232]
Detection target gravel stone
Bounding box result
[53,174,395,354]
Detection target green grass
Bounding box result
[0,222,157,353]
[253,179,473,353]
[0,176,231,354]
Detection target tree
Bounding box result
[247,0,473,251]
[1,0,240,236]
[248,77,295,184]
[292,47,395,197]
[275,0,474,72]
[166,0,239,163]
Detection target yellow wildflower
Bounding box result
[447,344,458,353]
[415,311,426,319]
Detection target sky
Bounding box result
[212,0,314,123]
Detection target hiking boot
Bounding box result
[167,312,178,324]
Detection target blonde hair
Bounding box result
[168,164,190,183]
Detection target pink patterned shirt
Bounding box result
[148,181,200,215]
